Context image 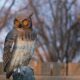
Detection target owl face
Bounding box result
[14,18,32,30]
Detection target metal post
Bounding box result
[12,66,35,80]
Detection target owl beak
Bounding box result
[18,24,22,28]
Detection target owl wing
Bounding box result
[3,29,17,72]
[25,30,37,63]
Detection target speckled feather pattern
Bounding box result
[3,28,36,73]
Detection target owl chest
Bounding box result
[15,38,28,56]
[11,39,29,67]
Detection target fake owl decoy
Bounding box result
[3,14,37,79]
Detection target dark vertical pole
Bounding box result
[66,53,68,76]
[65,0,69,76]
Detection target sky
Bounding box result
[0,0,28,12]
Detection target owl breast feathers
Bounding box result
[3,28,37,78]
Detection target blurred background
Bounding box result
[0,0,80,63]
[0,0,80,78]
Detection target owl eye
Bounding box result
[22,19,30,27]
[14,18,20,27]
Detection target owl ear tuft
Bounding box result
[28,13,33,19]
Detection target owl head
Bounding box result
[14,13,33,31]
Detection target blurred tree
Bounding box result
[0,0,80,76]
[0,0,80,62]
[28,0,80,62]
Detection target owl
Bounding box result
[3,14,37,79]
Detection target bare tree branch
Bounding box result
[0,0,15,30]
